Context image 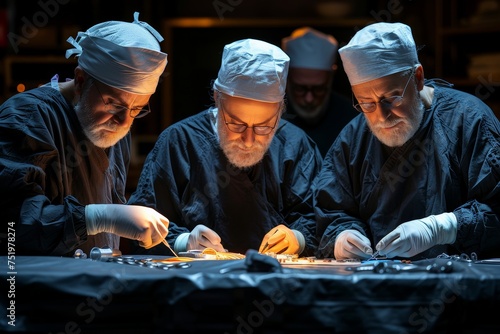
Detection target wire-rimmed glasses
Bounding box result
[352,70,415,113]
[220,106,280,135]
[94,82,151,119]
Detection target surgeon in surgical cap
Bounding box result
[127,39,323,258]
[0,12,171,256]
[281,27,356,157]
[314,22,500,262]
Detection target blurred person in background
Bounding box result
[282,27,356,157]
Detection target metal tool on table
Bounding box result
[373,260,453,274]
[73,248,87,259]
[90,247,122,261]
[350,259,454,274]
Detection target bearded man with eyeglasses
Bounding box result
[315,22,500,261]
[281,27,357,157]
[128,39,322,257]
[0,13,170,256]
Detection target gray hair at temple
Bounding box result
[339,22,420,86]
[65,12,168,95]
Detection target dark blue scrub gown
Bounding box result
[128,108,322,255]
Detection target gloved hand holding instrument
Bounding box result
[259,224,304,255]
[376,213,457,258]
[85,204,170,249]
[334,229,374,260]
[174,224,226,253]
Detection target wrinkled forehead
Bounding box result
[96,80,152,105]
[351,70,408,96]
[219,94,281,121]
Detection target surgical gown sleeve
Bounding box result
[314,123,371,258]
[0,87,130,256]
[127,123,194,247]
[315,83,500,260]
[129,110,322,256]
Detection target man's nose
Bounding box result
[241,127,256,147]
[374,103,393,122]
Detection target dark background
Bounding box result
[1,0,499,188]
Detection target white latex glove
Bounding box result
[85,204,169,249]
[376,213,457,258]
[259,224,305,255]
[334,229,373,260]
[174,225,225,253]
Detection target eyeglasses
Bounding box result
[220,106,280,135]
[352,71,415,113]
[94,82,151,119]
[290,83,329,97]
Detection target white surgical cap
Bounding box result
[282,27,338,71]
[65,12,168,95]
[213,39,289,103]
[339,22,419,85]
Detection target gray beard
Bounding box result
[368,96,425,148]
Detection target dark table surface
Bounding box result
[1,253,500,334]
